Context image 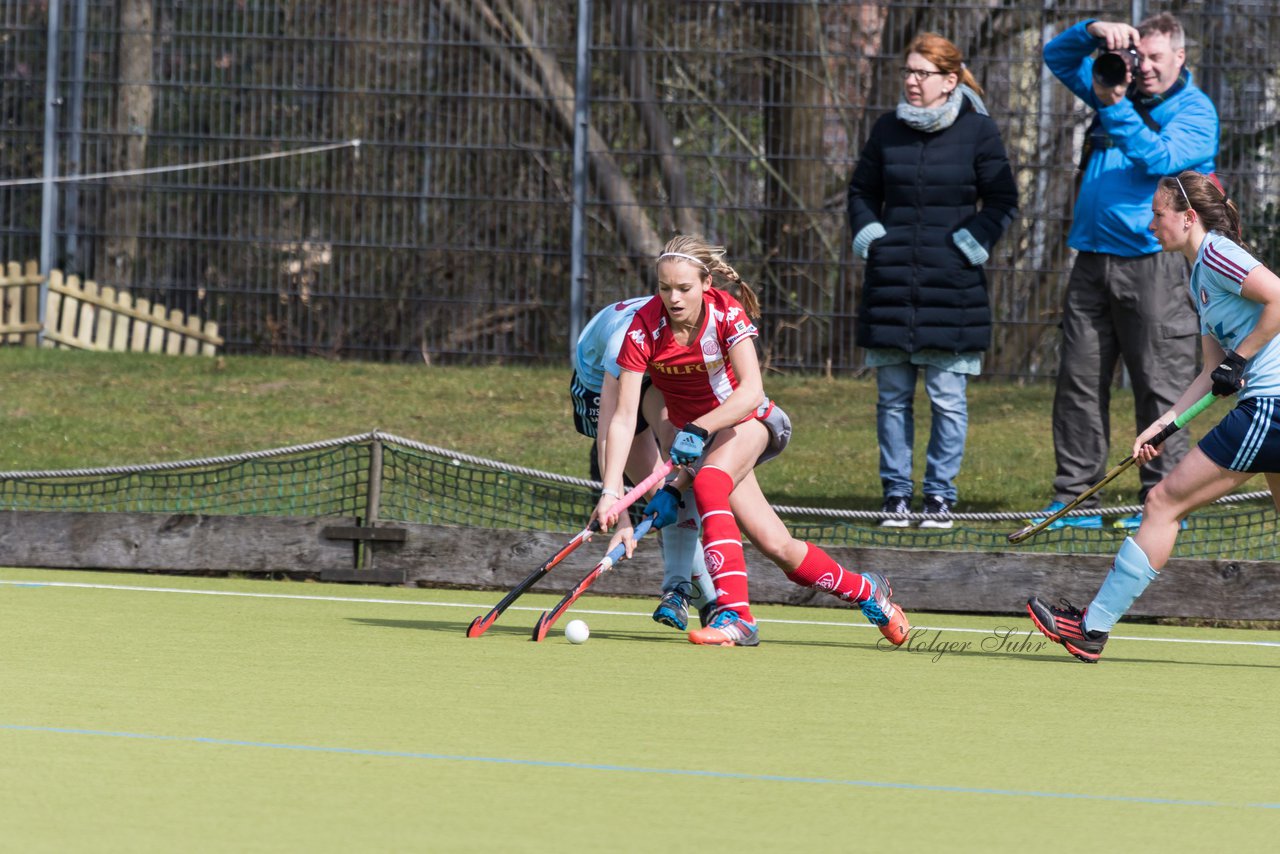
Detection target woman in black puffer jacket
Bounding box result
[848,32,1018,530]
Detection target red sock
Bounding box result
[691,466,753,624]
[785,543,870,603]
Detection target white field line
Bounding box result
[3,578,1279,649]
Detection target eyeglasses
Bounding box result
[900,67,947,82]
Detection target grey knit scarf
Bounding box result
[896,84,989,132]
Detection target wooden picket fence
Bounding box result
[0,260,222,355]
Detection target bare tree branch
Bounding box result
[612,1,700,236]
[439,0,662,261]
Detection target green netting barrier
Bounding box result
[0,443,369,517]
[0,432,1275,561]
[378,445,593,530]
[779,502,1280,561]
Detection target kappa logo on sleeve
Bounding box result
[628,329,648,351]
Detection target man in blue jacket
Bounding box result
[1034,13,1218,529]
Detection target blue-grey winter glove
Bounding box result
[952,228,989,266]
[852,222,887,260]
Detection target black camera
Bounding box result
[1093,43,1140,88]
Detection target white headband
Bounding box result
[657,251,707,268]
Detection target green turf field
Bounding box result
[3,567,1278,852]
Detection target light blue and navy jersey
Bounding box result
[1192,232,1280,399]
[572,297,654,393]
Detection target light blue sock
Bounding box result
[689,552,716,612]
[1084,537,1158,634]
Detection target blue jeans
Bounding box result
[876,362,968,502]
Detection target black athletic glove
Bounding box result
[1211,350,1247,398]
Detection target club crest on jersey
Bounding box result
[702,339,720,357]
[1200,287,1209,306]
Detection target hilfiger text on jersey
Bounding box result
[652,359,725,375]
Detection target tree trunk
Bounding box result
[612,1,700,237]
[758,2,830,369]
[97,0,154,286]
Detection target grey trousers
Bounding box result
[1052,251,1199,508]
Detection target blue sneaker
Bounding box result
[1028,501,1102,530]
[1112,512,1186,531]
[858,572,910,646]
[688,609,759,647]
[652,587,690,631]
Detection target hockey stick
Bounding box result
[1007,392,1216,544]
[465,460,673,637]
[530,514,658,642]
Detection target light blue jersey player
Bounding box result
[1028,171,1280,663]
[572,296,652,417]
[1191,233,1280,399]
[571,298,717,630]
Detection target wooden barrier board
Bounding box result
[2,512,1278,620]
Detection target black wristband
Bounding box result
[660,483,682,500]
[1223,350,1246,370]
[682,422,710,440]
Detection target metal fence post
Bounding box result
[64,0,89,274]
[361,436,384,569]
[568,0,592,357]
[38,0,63,346]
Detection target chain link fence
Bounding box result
[3,0,1278,376]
